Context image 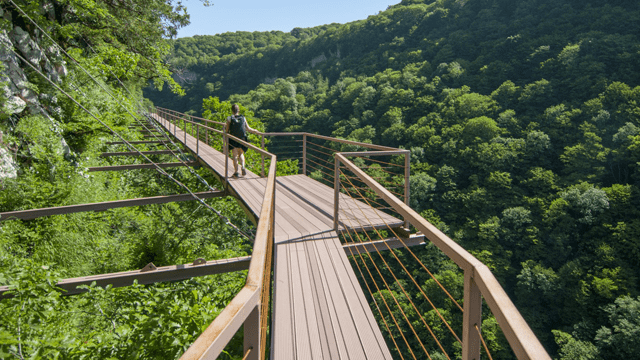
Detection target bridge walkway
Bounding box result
[152,114,400,359]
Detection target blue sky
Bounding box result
[177,0,401,38]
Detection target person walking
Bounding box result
[225,104,255,177]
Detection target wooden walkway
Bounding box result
[151,115,399,359]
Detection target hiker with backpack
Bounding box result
[225,104,256,177]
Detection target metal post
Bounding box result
[197,125,200,157]
[184,118,187,145]
[206,126,209,145]
[244,305,260,360]
[302,134,307,175]
[462,269,482,360]
[261,134,265,177]
[334,157,341,231]
[404,151,411,229]
[224,127,229,190]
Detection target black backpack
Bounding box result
[228,115,247,139]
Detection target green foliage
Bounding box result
[165,1,640,356]
[6,0,640,358]
[594,296,640,359]
[1,1,253,358]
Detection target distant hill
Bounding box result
[146,0,640,114]
[145,1,640,358]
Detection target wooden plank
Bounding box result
[279,175,403,232]
[276,178,335,231]
[304,239,339,359]
[324,233,386,360]
[272,243,294,359]
[310,234,353,359]
[0,256,251,298]
[0,191,224,221]
[88,162,198,172]
[289,242,313,359]
[297,240,325,358]
[329,236,394,360]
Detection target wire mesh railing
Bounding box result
[334,153,550,360]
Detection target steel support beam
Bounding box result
[100,150,176,157]
[88,162,198,172]
[0,256,251,298]
[342,234,425,254]
[0,191,224,221]
[106,140,167,145]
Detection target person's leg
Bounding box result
[232,148,240,175]
[239,149,246,175]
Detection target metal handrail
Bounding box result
[150,107,276,360]
[335,153,551,360]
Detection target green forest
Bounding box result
[0,0,252,358]
[146,0,640,358]
[1,0,640,358]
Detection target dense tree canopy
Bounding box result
[146,0,640,358]
[2,0,640,358]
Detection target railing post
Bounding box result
[244,305,261,360]
[197,125,200,157]
[261,134,265,177]
[206,123,209,145]
[404,151,411,229]
[303,134,307,175]
[462,269,482,360]
[224,127,229,190]
[184,117,187,145]
[334,156,341,231]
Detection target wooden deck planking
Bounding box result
[272,243,295,359]
[304,241,337,359]
[328,235,394,359]
[151,114,395,359]
[278,175,403,232]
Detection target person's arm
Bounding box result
[245,119,257,134]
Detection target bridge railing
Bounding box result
[150,106,549,359]
[334,153,551,360]
[153,107,413,226]
[149,107,276,360]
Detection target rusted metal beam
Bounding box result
[106,140,167,145]
[100,150,176,157]
[88,161,198,172]
[0,191,223,221]
[342,234,425,254]
[0,256,251,298]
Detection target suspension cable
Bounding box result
[7,1,253,239]
[340,168,462,352]
[341,162,464,313]
[342,228,417,360]
[4,45,252,240]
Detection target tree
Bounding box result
[595,296,640,359]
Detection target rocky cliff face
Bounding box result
[0,5,69,181]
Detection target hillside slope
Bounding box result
[145,0,640,358]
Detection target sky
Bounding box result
[176,0,401,38]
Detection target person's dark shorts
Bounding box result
[229,137,248,152]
